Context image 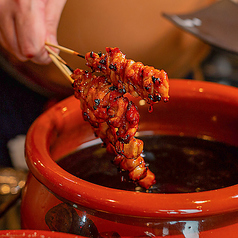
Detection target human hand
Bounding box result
[0,0,67,64]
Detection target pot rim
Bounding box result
[25,79,238,219]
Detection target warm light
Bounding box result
[211,115,217,122]
[62,106,68,113]
[0,184,10,194]
[193,200,211,204]
[107,199,116,203]
[18,180,26,188]
[139,99,146,106]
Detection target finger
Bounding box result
[45,0,67,40]
[31,0,67,64]
[0,1,28,61]
[0,23,27,61]
[14,0,51,64]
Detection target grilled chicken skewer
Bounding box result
[46,45,170,189]
[72,69,155,189]
[85,47,169,108]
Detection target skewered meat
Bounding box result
[71,47,169,189]
[72,69,156,189]
[85,47,169,107]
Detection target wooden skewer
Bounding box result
[45,46,74,84]
[45,45,74,72]
[45,42,85,59]
[45,45,67,65]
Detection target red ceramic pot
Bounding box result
[22,80,238,237]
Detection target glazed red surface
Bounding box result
[72,68,156,188]
[26,80,238,218]
[23,80,238,237]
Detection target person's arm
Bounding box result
[0,0,67,64]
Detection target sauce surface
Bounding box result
[58,135,238,193]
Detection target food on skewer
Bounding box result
[85,47,169,107]
[45,44,170,189]
[72,69,156,189]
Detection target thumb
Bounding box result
[31,0,66,64]
[45,0,67,47]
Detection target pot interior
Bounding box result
[25,80,238,218]
[57,134,238,194]
[53,79,238,194]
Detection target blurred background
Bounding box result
[0,0,238,229]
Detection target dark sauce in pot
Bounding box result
[57,135,238,193]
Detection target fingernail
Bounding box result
[46,35,60,54]
[46,34,58,44]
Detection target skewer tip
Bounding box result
[77,54,85,59]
